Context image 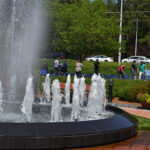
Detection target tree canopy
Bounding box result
[45,0,120,60]
[44,0,150,60]
[106,0,150,57]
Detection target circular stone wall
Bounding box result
[0,105,138,149]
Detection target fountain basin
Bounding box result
[0,105,138,149]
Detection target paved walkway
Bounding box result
[120,107,150,119]
[68,131,150,150]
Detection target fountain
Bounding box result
[64,74,71,105]
[0,0,138,149]
[51,79,62,122]
[42,74,51,103]
[0,82,4,111]
[21,76,34,122]
[71,76,80,121]
[79,77,86,106]
[8,75,17,101]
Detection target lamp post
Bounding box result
[108,79,113,103]
[135,18,138,56]
[118,0,123,65]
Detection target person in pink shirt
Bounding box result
[118,65,126,79]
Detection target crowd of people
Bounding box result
[54,57,67,75]
[40,58,147,80]
[40,57,68,76]
[118,61,146,80]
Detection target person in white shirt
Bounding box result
[54,57,60,74]
[75,59,83,78]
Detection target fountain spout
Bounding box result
[51,79,62,122]
[42,74,51,103]
[0,81,4,111]
[21,76,34,122]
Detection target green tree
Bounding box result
[106,0,150,57]
[47,0,120,59]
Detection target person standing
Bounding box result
[131,60,137,80]
[118,65,126,79]
[138,61,146,80]
[40,64,48,76]
[62,61,68,74]
[54,57,60,75]
[94,59,99,75]
[75,59,83,78]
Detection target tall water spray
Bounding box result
[71,76,80,121]
[87,74,106,117]
[51,79,62,122]
[79,77,86,106]
[42,74,51,103]
[8,75,17,101]
[7,0,16,69]
[0,0,45,99]
[101,78,107,108]
[87,74,98,116]
[0,81,4,111]
[64,75,71,105]
[96,74,104,113]
[21,76,34,122]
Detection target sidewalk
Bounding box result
[120,107,150,119]
[112,98,150,119]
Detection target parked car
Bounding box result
[122,56,150,64]
[136,57,150,64]
[85,55,114,62]
[122,56,140,63]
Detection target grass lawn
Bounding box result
[134,115,150,131]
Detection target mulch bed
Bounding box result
[112,97,142,107]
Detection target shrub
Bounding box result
[140,94,150,104]
[148,83,150,95]
[127,83,149,102]
[112,79,144,101]
[38,75,150,103]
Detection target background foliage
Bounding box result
[44,0,120,59]
[42,0,150,60]
[107,0,150,57]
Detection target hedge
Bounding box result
[38,75,150,103]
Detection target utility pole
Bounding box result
[118,0,123,65]
[135,18,138,56]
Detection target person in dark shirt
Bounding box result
[131,60,137,80]
[62,61,68,74]
[94,59,99,75]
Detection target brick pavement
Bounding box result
[120,107,150,119]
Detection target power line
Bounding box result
[125,19,150,22]
[106,3,150,5]
[126,2,150,4]
[105,11,150,14]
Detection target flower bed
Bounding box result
[140,94,150,109]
